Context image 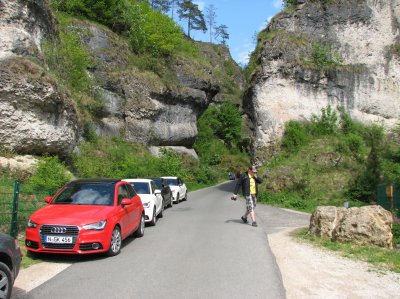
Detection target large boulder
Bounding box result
[309,205,393,249]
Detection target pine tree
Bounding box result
[177,0,207,38]
[215,24,229,45]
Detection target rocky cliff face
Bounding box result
[245,0,400,161]
[0,0,77,156]
[0,0,243,157]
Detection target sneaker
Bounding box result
[252,221,258,227]
[241,216,248,223]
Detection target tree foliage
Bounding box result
[215,24,229,45]
[177,0,207,38]
[205,4,217,43]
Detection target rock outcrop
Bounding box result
[245,0,400,161]
[0,0,78,156]
[309,205,394,248]
[0,1,243,157]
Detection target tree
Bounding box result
[205,4,217,43]
[169,0,181,20]
[215,24,229,45]
[177,0,207,38]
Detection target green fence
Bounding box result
[377,183,400,217]
[0,180,47,237]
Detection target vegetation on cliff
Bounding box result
[257,106,400,213]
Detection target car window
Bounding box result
[53,183,114,206]
[125,183,137,198]
[165,178,178,186]
[151,181,157,193]
[130,182,150,194]
[152,178,161,189]
[117,185,130,205]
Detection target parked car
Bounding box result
[161,176,187,203]
[151,177,173,208]
[123,179,163,226]
[25,178,145,256]
[0,233,22,299]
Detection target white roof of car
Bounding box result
[160,176,178,179]
[122,178,152,183]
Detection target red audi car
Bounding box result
[25,178,144,256]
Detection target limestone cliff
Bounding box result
[245,0,400,161]
[0,0,243,157]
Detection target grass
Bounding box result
[295,228,400,273]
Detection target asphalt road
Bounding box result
[22,181,309,299]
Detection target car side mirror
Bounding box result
[121,198,132,207]
[45,196,52,203]
[154,189,161,195]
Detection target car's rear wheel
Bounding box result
[150,206,157,226]
[134,213,145,237]
[108,226,122,256]
[0,262,12,299]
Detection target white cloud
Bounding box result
[237,51,251,66]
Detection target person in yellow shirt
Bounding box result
[231,165,263,227]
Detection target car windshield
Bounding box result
[165,178,179,186]
[130,182,150,194]
[52,183,114,206]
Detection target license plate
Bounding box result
[45,235,73,244]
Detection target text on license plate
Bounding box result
[45,235,73,244]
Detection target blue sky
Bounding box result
[176,0,283,66]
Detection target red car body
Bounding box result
[25,179,144,256]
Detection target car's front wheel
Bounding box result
[168,196,173,208]
[0,262,12,299]
[183,192,187,201]
[134,213,145,238]
[108,226,122,256]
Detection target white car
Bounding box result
[123,179,163,226]
[161,176,187,204]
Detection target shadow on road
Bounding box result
[225,219,244,225]
[217,181,236,193]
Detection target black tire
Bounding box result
[107,226,122,256]
[149,206,157,226]
[134,213,145,238]
[183,192,187,201]
[0,261,12,299]
[168,196,173,208]
[175,193,180,204]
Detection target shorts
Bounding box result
[245,195,257,212]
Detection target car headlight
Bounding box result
[143,201,151,208]
[27,219,38,228]
[82,220,107,230]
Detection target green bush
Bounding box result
[193,165,218,184]
[43,29,92,93]
[281,120,309,153]
[310,105,338,136]
[23,156,73,195]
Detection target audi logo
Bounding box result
[51,226,67,234]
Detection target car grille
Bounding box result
[40,225,79,250]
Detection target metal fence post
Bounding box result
[10,180,20,238]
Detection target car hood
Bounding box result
[30,204,115,226]
[138,194,154,203]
